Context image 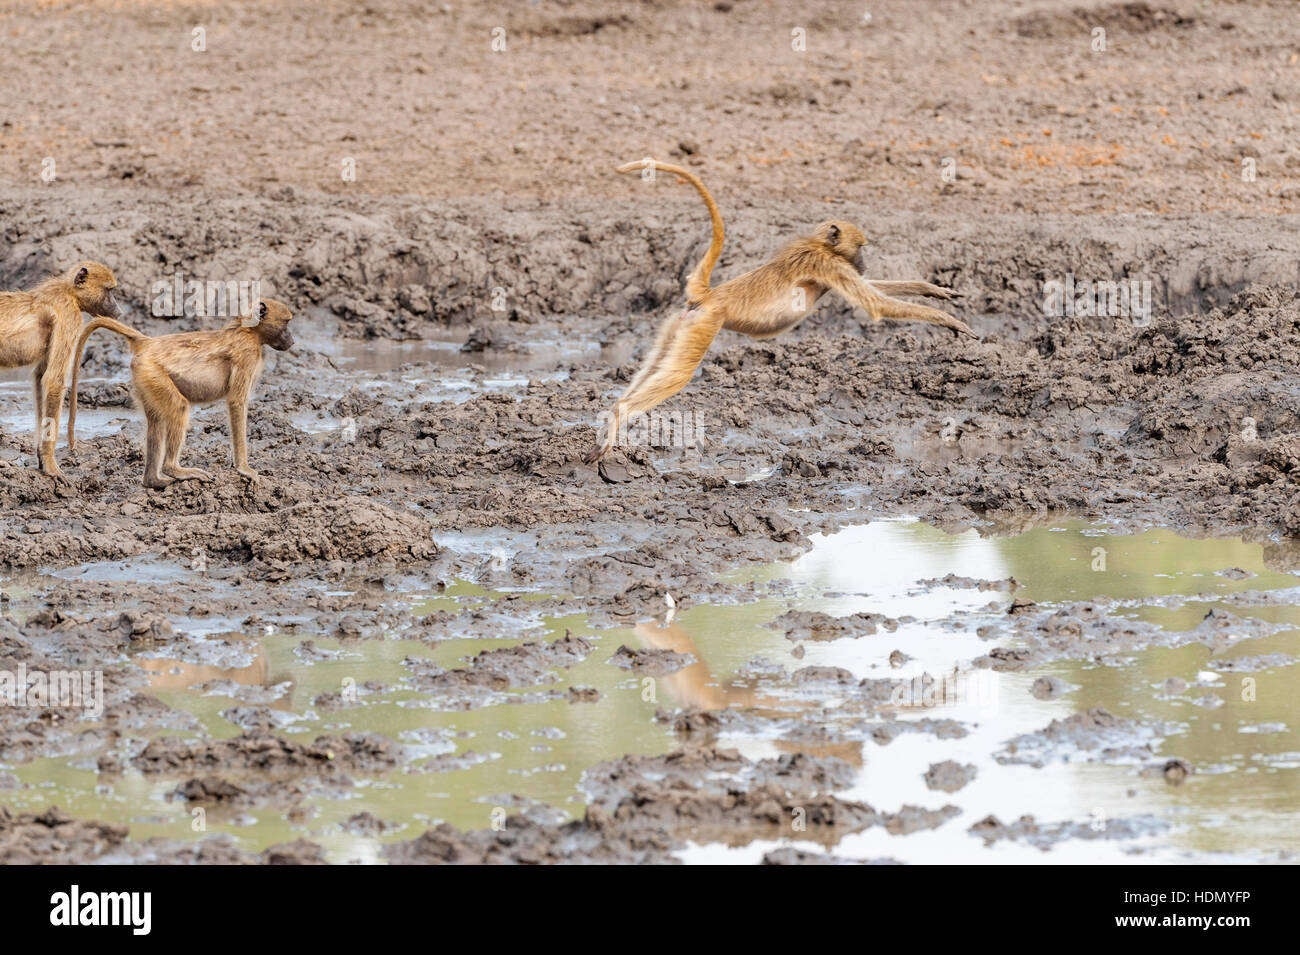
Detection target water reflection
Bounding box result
[5,519,1299,863]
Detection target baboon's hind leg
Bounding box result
[163,405,210,480]
[135,369,187,489]
[141,412,170,489]
[31,362,44,460]
[586,307,723,464]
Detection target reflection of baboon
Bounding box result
[0,262,122,478]
[588,160,972,463]
[635,619,763,711]
[69,300,295,488]
[635,618,862,767]
[136,646,286,708]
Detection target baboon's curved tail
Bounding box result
[68,317,146,450]
[616,159,724,305]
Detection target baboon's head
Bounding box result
[69,261,122,318]
[815,221,867,272]
[245,299,295,351]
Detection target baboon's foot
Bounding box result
[39,459,70,483]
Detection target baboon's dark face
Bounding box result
[252,299,295,351]
[72,261,122,318]
[268,325,294,351]
[92,287,123,318]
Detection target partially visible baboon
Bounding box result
[0,262,121,478]
[69,299,295,488]
[586,160,973,464]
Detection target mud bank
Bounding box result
[4,0,1296,220]
[4,192,1300,342]
[7,278,1300,589]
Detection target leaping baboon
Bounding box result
[586,160,973,464]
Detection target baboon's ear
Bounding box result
[826,225,840,247]
[75,267,88,287]
[243,301,266,328]
[259,301,268,320]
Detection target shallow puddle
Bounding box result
[683,523,1300,863]
[3,519,1298,863]
[0,314,626,446]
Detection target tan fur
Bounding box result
[69,300,294,488]
[586,162,973,464]
[614,160,724,304]
[0,262,121,479]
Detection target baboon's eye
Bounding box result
[75,267,88,286]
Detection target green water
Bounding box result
[4,520,1299,863]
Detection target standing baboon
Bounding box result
[0,262,121,478]
[69,300,294,488]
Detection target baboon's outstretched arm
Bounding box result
[828,262,973,336]
[867,280,960,301]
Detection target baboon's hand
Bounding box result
[911,305,974,337]
[237,466,261,484]
[946,314,975,337]
[583,445,606,466]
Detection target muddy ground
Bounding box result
[2,0,1300,863]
